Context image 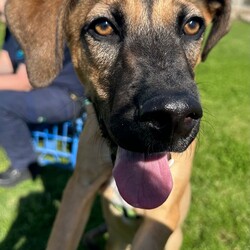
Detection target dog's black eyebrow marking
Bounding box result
[177,5,190,26]
[178,4,204,21]
[111,6,126,40]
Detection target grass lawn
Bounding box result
[182,20,250,250]
[0,21,249,250]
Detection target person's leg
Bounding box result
[0,91,37,171]
[21,86,83,124]
[0,87,83,186]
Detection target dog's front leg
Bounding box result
[47,104,112,250]
[131,218,173,250]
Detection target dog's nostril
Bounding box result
[183,116,193,125]
[141,111,171,129]
[187,112,202,120]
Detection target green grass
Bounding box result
[0,21,249,249]
[0,155,104,250]
[183,21,250,250]
[0,23,5,47]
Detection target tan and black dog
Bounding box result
[6,0,231,249]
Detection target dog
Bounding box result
[6,0,231,249]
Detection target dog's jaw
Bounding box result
[94,101,175,209]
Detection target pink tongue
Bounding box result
[113,147,173,209]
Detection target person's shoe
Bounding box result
[28,162,41,180]
[0,162,41,187]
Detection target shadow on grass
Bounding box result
[0,166,104,250]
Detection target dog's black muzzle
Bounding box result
[108,89,202,153]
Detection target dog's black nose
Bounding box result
[139,94,203,137]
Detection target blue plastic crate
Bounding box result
[31,113,86,169]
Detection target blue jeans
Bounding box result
[0,86,83,170]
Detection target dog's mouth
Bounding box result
[113,147,174,209]
[96,91,201,209]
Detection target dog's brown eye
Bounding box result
[183,20,201,36]
[94,21,114,36]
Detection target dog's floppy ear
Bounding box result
[202,0,231,61]
[5,0,70,87]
